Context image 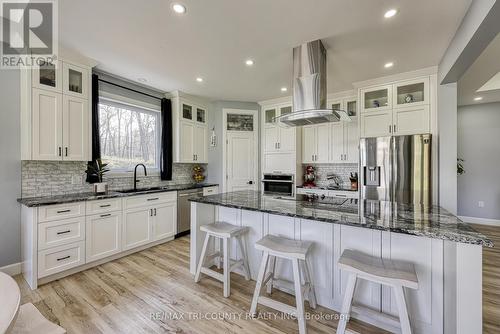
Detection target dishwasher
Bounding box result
[177,188,204,238]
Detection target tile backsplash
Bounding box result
[21,161,206,197]
[301,163,358,188]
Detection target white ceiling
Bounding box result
[59,0,471,102]
[458,33,500,106]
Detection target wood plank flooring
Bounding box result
[16,236,388,334]
[473,224,500,334]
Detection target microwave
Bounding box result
[262,173,294,197]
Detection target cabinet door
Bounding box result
[32,60,62,93]
[315,123,330,162]
[302,126,316,163]
[195,107,207,124]
[152,202,176,241]
[360,110,392,138]
[63,62,89,98]
[393,77,429,108]
[86,212,122,262]
[181,102,194,121]
[62,95,88,161]
[330,122,344,162]
[32,88,63,160]
[393,105,430,135]
[263,126,278,152]
[123,207,153,250]
[344,119,359,163]
[194,124,207,162]
[179,121,194,162]
[361,85,392,113]
[264,108,277,126]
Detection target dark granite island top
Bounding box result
[17,183,218,207]
[190,190,493,247]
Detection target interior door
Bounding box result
[32,88,63,160]
[63,95,88,161]
[226,131,256,192]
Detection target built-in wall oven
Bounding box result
[262,173,294,197]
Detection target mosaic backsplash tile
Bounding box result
[21,161,207,197]
[300,163,359,188]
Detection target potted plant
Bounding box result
[86,159,110,194]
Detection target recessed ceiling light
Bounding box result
[245,59,254,66]
[474,97,483,101]
[281,87,287,92]
[196,77,203,83]
[137,78,147,83]
[172,3,186,14]
[384,9,398,18]
[384,62,394,68]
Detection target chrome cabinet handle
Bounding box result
[393,124,397,133]
[154,208,157,216]
[389,125,392,133]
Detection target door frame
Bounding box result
[222,108,259,193]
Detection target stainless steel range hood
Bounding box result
[276,40,352,127]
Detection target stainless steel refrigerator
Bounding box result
[360,134,431,205]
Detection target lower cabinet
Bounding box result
[86,212,122,262]
[152,202,177,241]
[123,207,154,251]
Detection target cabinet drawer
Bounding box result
[328,190,359,199]
[38,217,85,250]
[203,186,219,196]
[38,241,85,278]
[38,202,85,222]
[296,188,329,197]
[86,198,122,215]
[123,192,177,210]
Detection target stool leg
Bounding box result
[337,273,357,334]
[194,233,210,283]
[394,285,412,334]
[250,251,269,316]
[223,237,230,297]
[266,255,276,294]
[217,238,223,270]
[237,235,251,280]
[303,259,317,309]
[292,258,307,334]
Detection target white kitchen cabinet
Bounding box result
[263,126,279,152]
[361,85,392,113]
[262,152,296,173]
[262,104,296,153]
[152,202,177,241]
[330,122,344,162]
[63,62,89,99]
[86,212,122,262]
[32,88,63,160]
[360,110,392,138]
[63,95,89,161]
[393,105,430,135]
[172,95,209,163]
[123,207,153,251]
[32,60,63,93]
[302,124,329,163]
[393,77,429,108]
[331,120,359,163]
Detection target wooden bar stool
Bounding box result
[194,222,251,297]
[337,249,419,334]
[250,235,317,334]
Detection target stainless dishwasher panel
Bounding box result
[177,188,204,237]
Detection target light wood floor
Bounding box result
[16,236,388,334]
[474,224,500,334]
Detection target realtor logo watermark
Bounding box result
[1,0,58,69]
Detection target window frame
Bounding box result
[97,93,162,175]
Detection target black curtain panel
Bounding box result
[160,98,173,180]
[86,74,101,183]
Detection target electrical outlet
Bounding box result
[478,201,485,208]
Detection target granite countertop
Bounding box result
[297,185,358,192]
[190,190,493,247]
[17,183,218,207]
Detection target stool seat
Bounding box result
[0,272,20,334]
[200,222,248,238]
[338,249,418,289]
[255,235,312,260]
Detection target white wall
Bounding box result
[458,102,500,219]
[0,68,22,267]
[206,101,260,186]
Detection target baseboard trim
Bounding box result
[0,262,21,276]
[459,215,500,227]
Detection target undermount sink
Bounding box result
[116,187,165,194]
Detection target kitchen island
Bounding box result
[189,191,492,334]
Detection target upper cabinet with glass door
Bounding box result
[264,107,277,126]
[32,60,63,93]
[63,62,89,99]
[361,85,392,113]
[393,77,429,108]
[196,107,206,124]
[180,100,207,125]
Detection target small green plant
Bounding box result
[457,158,465,175]
[85,159,110,182]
